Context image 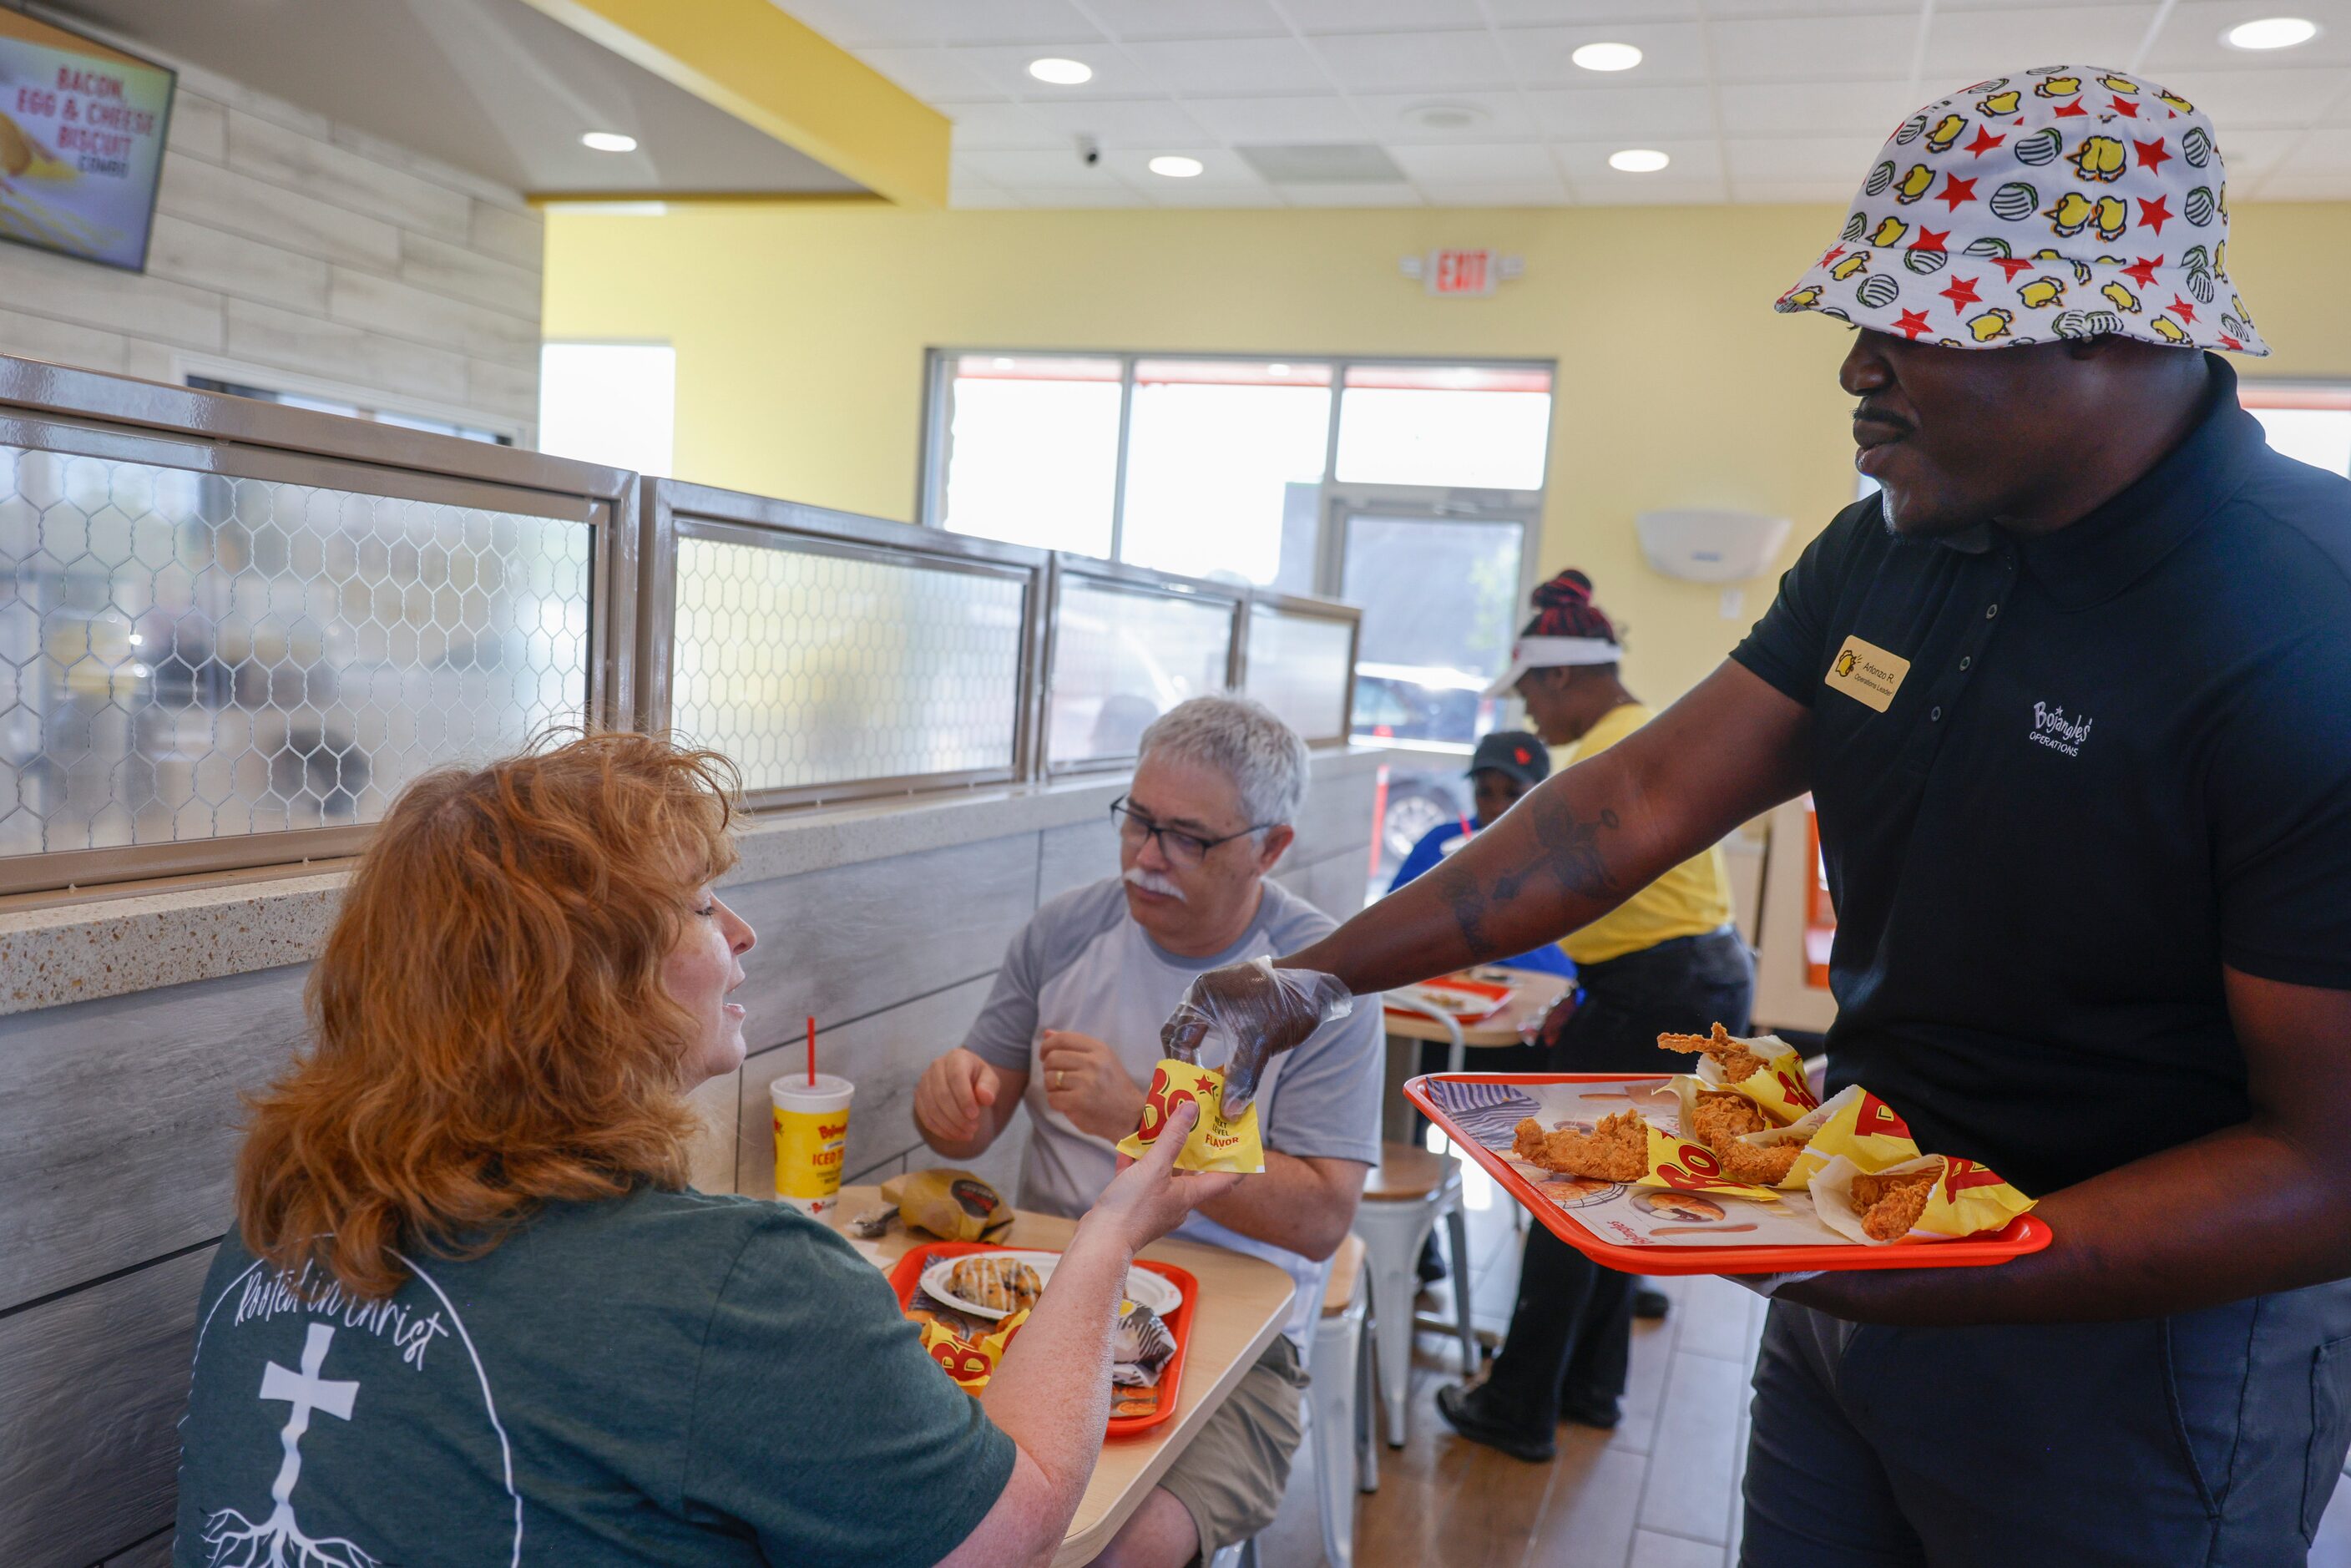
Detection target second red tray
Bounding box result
[1406,1072,2051,1277]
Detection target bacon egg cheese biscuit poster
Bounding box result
[0,13,174,271]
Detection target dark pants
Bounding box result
[1478,928,1756,1424]
[1742,1282,2351,1566]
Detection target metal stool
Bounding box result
[1308,1233,1371,1565]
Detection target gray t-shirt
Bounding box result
[174,1188,1013,1567]
[962,877,1384,1347]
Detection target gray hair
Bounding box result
[1137,695,1310,830]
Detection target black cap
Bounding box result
[1468,731,1550,790]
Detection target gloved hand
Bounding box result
[1159,956,1353,1116]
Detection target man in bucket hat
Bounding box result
[1157,64,2351,1563]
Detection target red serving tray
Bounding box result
[890,1241,1199,1439]
[1404,1072,2054,1277]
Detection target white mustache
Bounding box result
[1123,866,1187,903]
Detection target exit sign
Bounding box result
[1404,248,1524,296]
[1430,248,1495,295]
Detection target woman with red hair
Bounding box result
[173,731,1231,1568]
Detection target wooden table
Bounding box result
[1383,968,1572,1052]
[827,1184,1297,1566]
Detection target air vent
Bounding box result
[1236,143,1407,185]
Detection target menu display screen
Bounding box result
[0,11,174,271]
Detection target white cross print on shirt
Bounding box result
[260,1323,358,1508]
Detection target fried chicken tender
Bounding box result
[1718,1141,1803,1186]
[1659,1022,1770,1085]
[1685,1090,1800,1186]
[1512,1111,1648,1182]
[1851,1166,1939,1242]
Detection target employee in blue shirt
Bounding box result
[1387,730,1575,980]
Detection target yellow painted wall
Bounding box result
[544,199,2351,704]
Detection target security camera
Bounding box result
[1079,136,1100,166]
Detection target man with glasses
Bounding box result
[913,695,1381,1567]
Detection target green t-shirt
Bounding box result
[173,1187,1014,1566]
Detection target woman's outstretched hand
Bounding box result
[1088,1100,1241,1252]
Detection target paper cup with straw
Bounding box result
[772,1015,853,1216]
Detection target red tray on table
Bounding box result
[1405,1072,2053,1277]
[891,1241,1199,1438]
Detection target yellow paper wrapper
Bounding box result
[1738,1083,1925,1189]
[920,1306,1029,1393]
[1811,1153,2037,1245]
[1696,1032,1823,1125]
[1632,1119,1781,1203]
[1115,1059,1266,1174]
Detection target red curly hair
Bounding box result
[237,731,741,1298]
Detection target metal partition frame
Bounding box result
[637,478,1052,810]
[1038,553,1250,780]
[0,355,635,898]
[1236,590,1363,749]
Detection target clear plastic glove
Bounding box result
[1158,956,1354,1117]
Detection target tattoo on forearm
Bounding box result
[1432,797,1625,954]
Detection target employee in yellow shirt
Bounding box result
[1437,569,1754,1462]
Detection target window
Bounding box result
[538,342,675,476]
[935,355,1123,555]
[2241,382,2351,478]
[923,351,1553,592]
[1120,360,1332,587]
[188,377,513,447]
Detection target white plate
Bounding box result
[921,1250,1182,1321]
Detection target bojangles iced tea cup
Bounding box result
[771,1074,854,1217]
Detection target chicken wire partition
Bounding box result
[1042,556,1249,777]
[0,355,633,898]
[1240,593,1360,748]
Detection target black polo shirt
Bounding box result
[1732,356,2351,1196]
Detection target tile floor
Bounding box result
[1255,1149,2351,1568]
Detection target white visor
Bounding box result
[1482,635,1625,698]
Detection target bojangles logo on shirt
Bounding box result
[1823,635,1910,713]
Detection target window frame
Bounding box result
[917,347,1557,589]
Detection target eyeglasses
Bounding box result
[1110,796,1274,867]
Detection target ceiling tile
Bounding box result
[1081,0,1291,40]
[1308,29,1516,93]
[1500,22,1712,86]
[1919,8,2160,81]
[1553,136,1724,180]
[2216,126,2315,180]
[944,102,1065,151]
[1101,147,1268,185]
[1140,180,1287,205]
[1388,141,1563,181]
[781,0,1102,47]
[1732,179,1869,204]
[2141,0,2351,71]
[855,47,1004,100]
[1716,78,1918,136]
[1277,0,1493,28]
[1020,97,1212,146]
[1279,180,1428,205]
[1120,35,1332,94]
[1181,94,1371,142]
[946,43,1165,98]
[1567,173,1731,205]
[955,147,1137,188]
[1724,135,1880,183]
[1707,13,1921,79]
[2296,127,2351,168]
[1524,83,1716,140]
[1352,90,1545,143]
[1485,0,1702,18]
[1422,178,1574,205]
[948,180,1022,208]
[2154,67,2351,129]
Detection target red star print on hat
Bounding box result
[1771,64,2267,355]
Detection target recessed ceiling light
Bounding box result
[580,130,638,153]
[2223,16,2318,48]
[1609,148,1671,173]
[1149,154,1204,178]
[1571,42,1643,72]
[1028,57,1094,84]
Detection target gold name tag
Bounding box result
[1824,635,1910,712]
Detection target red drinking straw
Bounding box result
[806,1015,817,1087]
